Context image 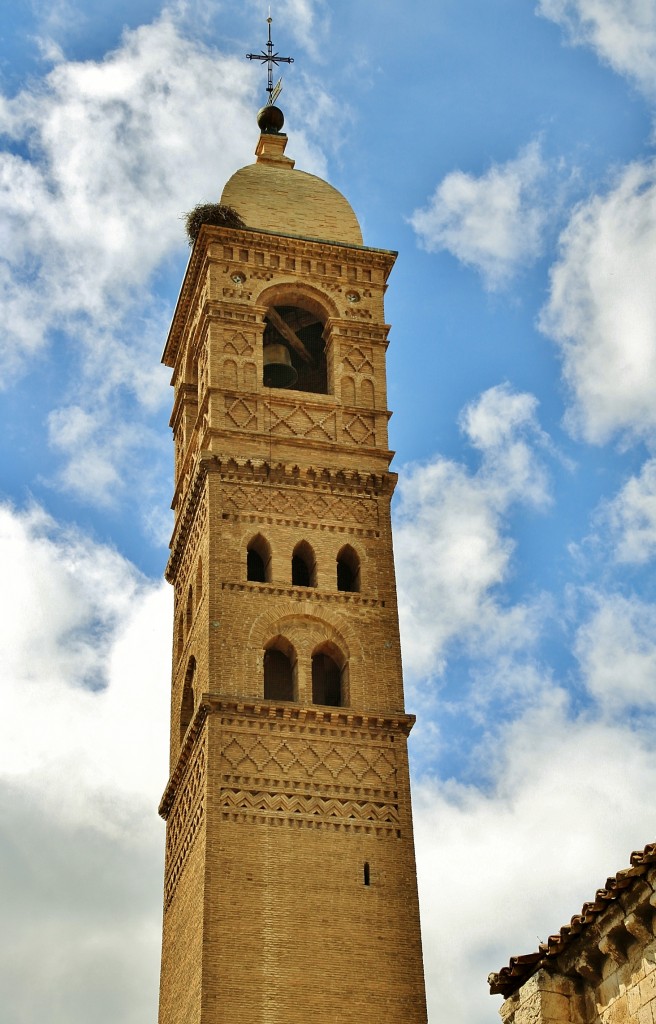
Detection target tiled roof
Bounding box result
[488,841,656,998]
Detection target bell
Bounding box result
[263,343,297,389]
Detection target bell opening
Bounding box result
[263,343,298,389]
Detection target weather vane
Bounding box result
[246,13,294,105]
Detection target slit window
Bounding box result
[364,862,370,886]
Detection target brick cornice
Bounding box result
[162,223,397,369]
[165,451,397,583]
[159,695,415,819]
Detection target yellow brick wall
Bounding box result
[158,212,428,1023]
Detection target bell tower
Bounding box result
[157,83,428,1024]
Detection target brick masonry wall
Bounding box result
[158,203,428,1022]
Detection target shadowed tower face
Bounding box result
[157,99,429,1024]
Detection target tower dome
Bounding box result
[220,121,363,246]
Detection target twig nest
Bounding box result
[184,203,246,245]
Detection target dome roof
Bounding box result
[220,131,363,247]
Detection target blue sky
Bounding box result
[2,1,656,1022]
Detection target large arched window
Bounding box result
[247,534,272,583]
[311,646,345,708]
[292,540,316,588]
[336,544,361,593]
[263,639,295,702]
[262,305,327,394]
[180,656,196,743]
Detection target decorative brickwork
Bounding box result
[222,482,378,529]
[164,733,206,910]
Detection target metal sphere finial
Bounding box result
[257,104,285,134]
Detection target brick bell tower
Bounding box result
[157,86,429,1024]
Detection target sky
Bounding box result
[1,0,656,1021]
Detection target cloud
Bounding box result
[0,502,171,1023]
[574,590,656,712]
[537,0,656,101]
[409,141,548,290]
[414,685,656,1024]
[276,0,329,61]
[601,457,656,563]
[540,159,656,444]
[394,384,550,678]
[0,8,332,508]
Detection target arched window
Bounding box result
[180,657,196,743]
[263,304,327,394]
[311,648,344,707]
[176,613,184,661]
[336,544,361,593]
[292,540,316,588]
[263,639,295,701]
[186,585,193,630]
[247,534,272,583]
[195,558,203,606]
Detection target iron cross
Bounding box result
[246,16,294,104]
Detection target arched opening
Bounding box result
[186,585,193,631]
[175,613,184,661]
[180,657,196,743]
[263,304,327,394]
[247,534,272,583]
[196,558,203,606]
[292,540,316,588]
[263,639,295,702]
[312,647,343,707]
[337,544,361,593]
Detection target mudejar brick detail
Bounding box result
[157,115,429,1024]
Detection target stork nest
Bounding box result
[184,203,246,245]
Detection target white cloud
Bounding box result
[276,0,329,61]
[575,590,656,712]
[0,7,331,507]
[415,687,656,1024]
[0,501,171,1023]
[537,0,656,100]
[409,141,548,290]
[395,384,550,677]
[541,159,656,444]
[603,457,656,563]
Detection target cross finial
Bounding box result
[246,14,294,104]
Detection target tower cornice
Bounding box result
[166,449,397,583]
[159,695,416,819]
[163,224,397,369]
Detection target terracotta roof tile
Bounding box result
[488,841,656,997]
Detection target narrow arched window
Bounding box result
[186,585,193,630]
[247,534,272,583]
[175,613,184,661]
[264,641,295,701]
[195,558,203,606]
[180,657,196,743]
[337,544,360,593]
[292,540,316,588]
[312,650,343,707]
